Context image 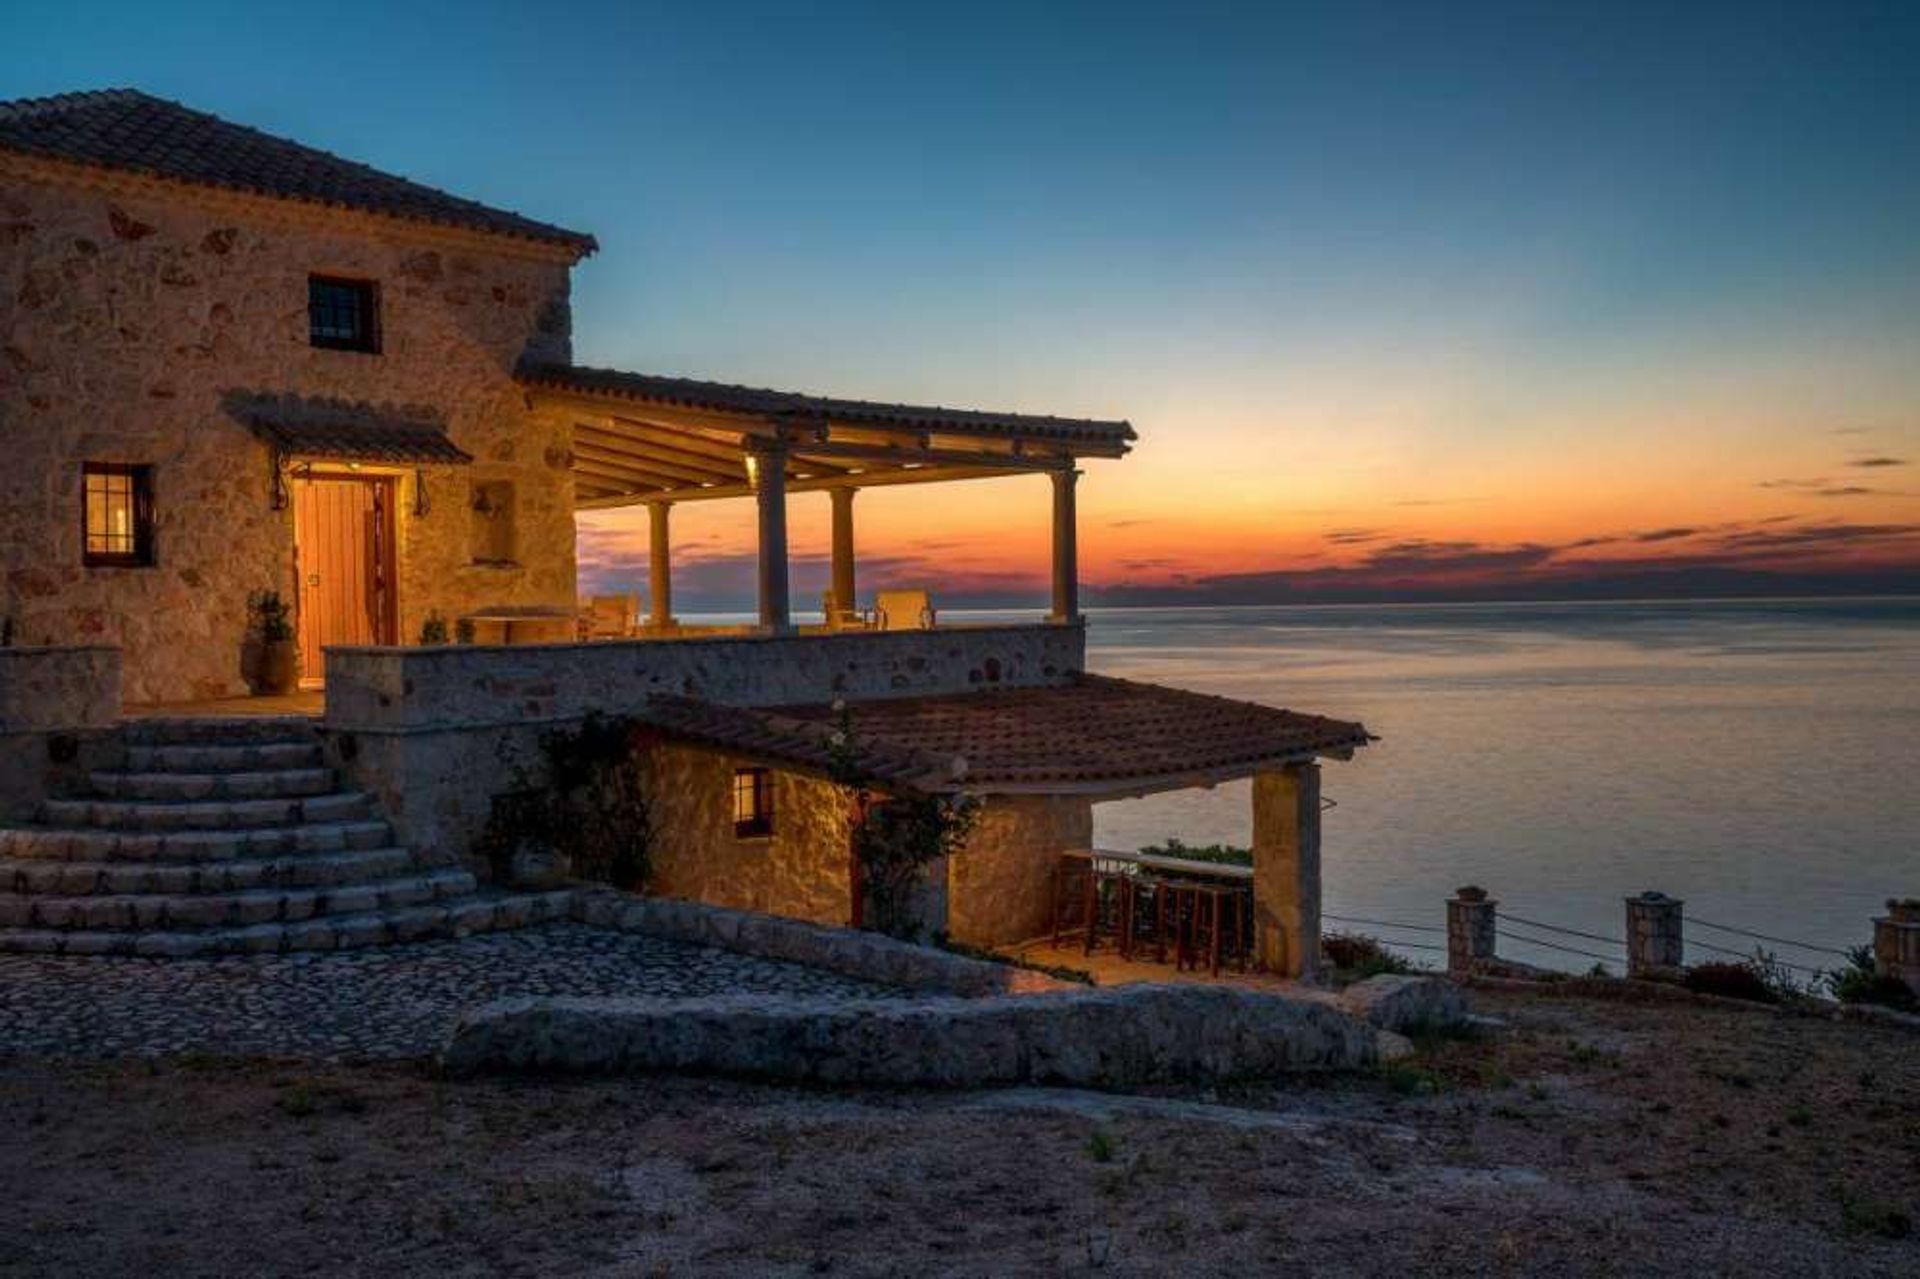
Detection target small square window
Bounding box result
[732,767,773,839]
[308,275,380,352]
[81,463,155,568]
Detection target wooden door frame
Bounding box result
[291,470,400,684]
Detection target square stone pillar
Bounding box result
[828,486,857,626]
[1252,762,1320,979]
[1049,465,1080,624]
[1625,891,1684,977]
[1447,887,1497,976]
[1873,898,1920,997]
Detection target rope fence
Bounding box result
[1685,915,1853,959]
[1319,893,1902,989]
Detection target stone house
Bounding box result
[0,91,1370,971]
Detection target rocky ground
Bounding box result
[2,985,1914,1276]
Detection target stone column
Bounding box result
[1873,898,1920,998]
[829,486,857,626]
[749,441,792,634]
[1447,887,1497,976]
[646,501,674,630]
[1049,465,1080,624]
[1625,891,1684,978]
[1252,762,1321,979]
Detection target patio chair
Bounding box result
[581,593,637,640]
[873,589,937,631]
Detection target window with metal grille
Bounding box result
[82,462,155,567]
[732,767,774,838]
[308,275,380,352]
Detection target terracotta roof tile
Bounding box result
[225,393,472,465]
[518,361,1135,449]
[641,675,1371,795]
[0,89,594,254]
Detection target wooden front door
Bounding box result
[293,475,396,684]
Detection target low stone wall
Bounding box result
[574,889,1072,996]
[323,622,1084,733]
[0,646,121,734]
[440,984,1383,1086]
[0,646,123,821]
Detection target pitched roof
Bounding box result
[225,393,472,465]
[0,89,595,255]
[518,361,1136,450]
[640,675,1371,796]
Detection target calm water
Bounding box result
[1070,598,1920,974]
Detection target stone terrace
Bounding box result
[0,921,904,1061]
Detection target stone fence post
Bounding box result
[1625,891,1685,978]
[1447,886,1496,976]
[1873,898,1920,998]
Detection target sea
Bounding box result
[684,597,1920,975]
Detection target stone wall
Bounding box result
[0,158,582,702]
[946,794,1093,948]
[322,622,1085,731]
[644,743,855,927]
[0,645,121,733]
[0,645,124,820]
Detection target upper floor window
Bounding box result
[732,767,774,839]
[308,275,380,352]
[82,463,155,568]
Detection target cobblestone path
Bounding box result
[0,922,900,1061]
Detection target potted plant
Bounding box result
[247,589,300,695]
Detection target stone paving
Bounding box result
[0,922,903,1061]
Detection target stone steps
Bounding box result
[119,716,320,747]
[0,868,478,931]
[0,846,418,895]
[40,791,376,831]
[123,740,323,773]
[0,889,576,958]
[89,767,336,801]
[0,819,395,862]
[1,715,575,957]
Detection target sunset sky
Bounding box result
[8,1,1918,608]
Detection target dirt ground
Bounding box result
[2,988,1915,1277]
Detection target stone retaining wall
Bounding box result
[439,984,1383,1086]
[573,889,1072,997]
[0,646,121,734]
[0,646,123,820]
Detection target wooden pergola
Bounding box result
[517,363,1135,631]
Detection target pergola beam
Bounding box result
[571,463,1022,510]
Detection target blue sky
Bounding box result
[6,1,1919,605]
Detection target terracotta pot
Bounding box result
[257,639,301,696]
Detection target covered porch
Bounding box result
[518,362,1134,635]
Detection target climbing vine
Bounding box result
[477,712,653,889]
[825,702,979,940]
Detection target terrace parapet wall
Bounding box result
[0,645,123,820]
[322,622,1087,735]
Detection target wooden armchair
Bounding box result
[580,593,637,640]
[873,589,937,630]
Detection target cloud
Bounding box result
[1758,477,1828,490]
[1848,456,1909,468]
[1322,527,1386,546]
[1814,486,1877,497]
[1106,517,1155,529]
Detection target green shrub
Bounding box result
[1827,945,1916,1010]
[1683,961,1778,1004]
[1322,930,1413,977]
[1138,837,1251,866]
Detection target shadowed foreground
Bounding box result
[2,989,1914,1276]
